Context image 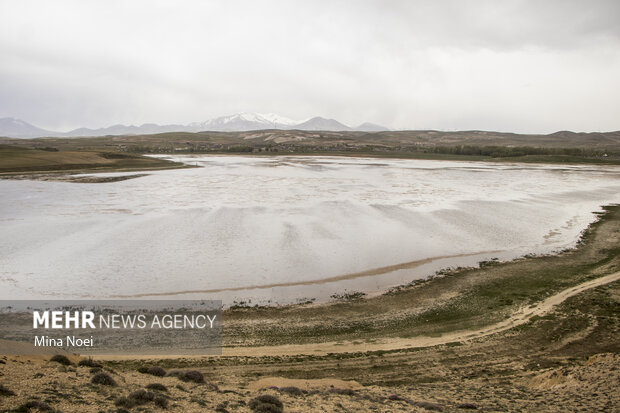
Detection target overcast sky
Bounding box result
[1,0,619,133]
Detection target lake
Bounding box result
[1,155,618,305]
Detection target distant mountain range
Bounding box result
[0,113,390,138]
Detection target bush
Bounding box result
[116,390,168,410]
[181,370,204,383]
[128,389,155,402]
[138,365,167,377]
[49,354,72,366]
[115,390,154,408]
[0,384,16,396]
[91,371,117,386]
[154,396,169,409]
[457,403,478,409]
[114,397,134,409]
[279,386,304,396]
[146,383,168,392]
[78,358,102,368]
[166,369,204,383]
[249,394,283,413]
[148,366,167,377]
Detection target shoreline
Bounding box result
[1,149,619,181]
[110,250,503,299]
[0,207,617,411]
[217,204,619,347]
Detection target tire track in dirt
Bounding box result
[222,271,620,357]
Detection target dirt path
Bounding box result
[222,271,620,357]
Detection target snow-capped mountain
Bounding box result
[189,112,303,131]
[0,113,390,138]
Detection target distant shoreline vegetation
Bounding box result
[130,144,617,164]
[1,129,620,175]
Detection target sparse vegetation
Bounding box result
[138,365,167,377]
[2,129,619,180]
[0,144,189,175]
[146,383,168,392]
[91,371,117,386]
[154,395,169,409]
[49,355,72,366]
[78,358,102,368]
[0,205,617,412]
[278,386,304,396]
[166,369,204,383]
[115,389,161,409]
[249,394,284,413]
[330,291,367,301]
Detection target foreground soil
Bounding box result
[1,206,618,412]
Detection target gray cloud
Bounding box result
[0,0,619,133]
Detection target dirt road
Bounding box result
[222,271,620,357]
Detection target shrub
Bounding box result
[128,389,155,402]
[78,358,102,368]
[49,354,72,366]
[181,370,204,383]
[154,396,169,409]
[115,390,154,408]
[0,384,16,396]
[279,386,304,396]
[457,403,478,409]
[249,394,283,413]
[114,397,134,409]
[146,383,168,392]
[115,390,168,409]
[91,371,118,386]
[147,366,167,377]
[138,365,167,377]
[166,369,204,383]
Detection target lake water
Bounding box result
[1,155,618,304]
